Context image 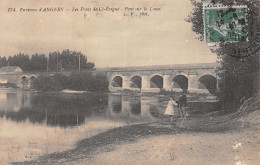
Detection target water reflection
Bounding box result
[107,95,160,122]
[0,89,164,163]
[0,90,31,112]
[0,91,105,127]
[0,91,162,127]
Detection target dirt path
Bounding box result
[74,108,260,165]
[79,129,259,165]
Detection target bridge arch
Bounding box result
[20,75,29,87]
[130,100,141,115]
[150,75,163,89]
[20,75,29,82]
[29,75,37,79]
[111,76,123,88]
[20,75,29,79]
[29,76,36,81]
[198,72,216,78]
[173,72,189,78]
[29,75,37,87]
[108,95,122,116]
[112,99,122,114]
[20,74,37,79]
[172,75,188,91]
[130,76,142,89]
[198,75,217,94]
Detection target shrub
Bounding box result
[158,89,183,96]
[33,72,109,92]
[33,75,62,92]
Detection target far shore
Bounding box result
[0,87,218,100]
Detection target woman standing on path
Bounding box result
[164,96,178,122]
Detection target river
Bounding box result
[0,89,166,164]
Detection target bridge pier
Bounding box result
[188,75,199,92]
[141,76,150,92]
[122,76,131,89]
[163,75,172,91]
[121,96,131,116]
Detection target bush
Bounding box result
[33,72,109,92]
[53,74,71,89]
[89,73,109,92]
[33,75,62,92]
[158,89,183,96]
[0,82,17,88]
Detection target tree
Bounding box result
[48,51,61,71]
[48,49,94,71]
[0,56,8,67]
[8,53,31,71]
[217,53,259,109]
[30,53,48,71]
[187,0,260,111]
[4,49,95,72]
[85,62,95,69]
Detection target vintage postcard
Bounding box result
[0,0,259,165]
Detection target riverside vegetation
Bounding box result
[32,72,108,92]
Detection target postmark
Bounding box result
[204,5,248,43]
[201,1,260,58]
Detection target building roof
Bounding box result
[0,66,23,73]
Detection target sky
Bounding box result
[0,0,217,67]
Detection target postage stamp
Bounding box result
[204,5,248,43]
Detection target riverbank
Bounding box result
[15,97,260,165]
[80,128,259,165]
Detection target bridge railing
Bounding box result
[22,68,96,74]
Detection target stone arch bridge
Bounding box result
[0,70,78,88]
[0,72,38,88]
[105,63,219,94]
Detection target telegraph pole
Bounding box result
[56,54,59,72]
[79,55,80,71]
[47,58,49,73]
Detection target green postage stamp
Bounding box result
[204,4,248,43]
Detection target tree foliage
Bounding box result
[30,54,48,71]
[33,75,63,92]
[0,56,8,67]
[187,0,260,111]
[8,53,31,71]
[0,49,95,71]
[48,50,94,71]
[33,72,109,92]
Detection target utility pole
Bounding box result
[47,58,49,73]
[79,55,80,71]
[56,54,59,72]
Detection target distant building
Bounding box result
[0,66,23,74]
[0,66,23,86]
[0,66,37,88]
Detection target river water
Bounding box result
[0,89,166,164]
